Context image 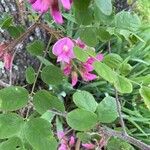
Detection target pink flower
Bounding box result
[83,53,104,72]
[52,37,75,63]
[63,62,72,76]
[75,38,86,49]
[69,136,75,146]
[29,0,36,4]
[29,0,73,24]
[58,143,67,150]
[0,43,13,70]
[57,131,65,140]
[96,53,103,61]
[82,143,95,149]
[71,71,78,86]
[82,72,97,81]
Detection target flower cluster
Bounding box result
[52,37,103,86]
[57,130,107,150]
[57,131,75,150]
[0,43,13,70]
[29,0,73,24]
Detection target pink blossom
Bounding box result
[82,143,95,149]
[96,53,103,61]
[71,71,78,86]
[29,0,73,24]
[58,143,67,150]
[0,43,13,70]
[52,37,75,63]
[63,62,72,76]
[57,131,65,140]
[75,38,86,49]
[83,53,104,72]
[28,0,36,4]
[69,136,75,146]
[3,53,13,70]
[82,72,97,81]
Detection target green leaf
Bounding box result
[73,91,98,112]
[119,61,132,76]
[0,137,23,150]
[114,75,133,94]
[94,61,116,83]
[37,56,52,66]
[0,86,28,111]
[41,65,64,85]
[33,90,65,114]
[139,86,150,110]
[96,96,118,123]
[1,17,13,29]
[25,67,35,84]
[41,111,55,123]
[132,75,150,86]
[74,0,93,25]
[7,25,24,38]
[107,137,135,150]
[26,40,45,56]
[115,11,141,31]
[80,27,99,47]
[74,46,89,62]
[86,48,97,57]
[97,27,111,41]
[0,113,24,139]
[25,118,58,150]
[95,0,112,15]
[103,53,123,69]
[94,5,113,24]
[76,132,91,143]
[66,108,98,131]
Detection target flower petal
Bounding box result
[71,71,78,86]
[50,0,63,24]
[82,143,95,149]
[60,0,72,10]
[3,53,13,70]
[82,72,97,81]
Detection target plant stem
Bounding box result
[115,88,127,135]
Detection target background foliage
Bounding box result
[0,0,150,150]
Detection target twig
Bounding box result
[25,36,52,119]
[75,139,81,150]
[115,88,127,135]
[39,23,63,39]
[49,110,67,118]
[4,23,37,53]
[108,41,111,53]
[30,36,52,96]
[9,49,18,85]
[4,14,42,53]
[100,126,150,150]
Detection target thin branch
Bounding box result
[49,110,67,118]
[4,23,37,53]
[4,14,42,53]
[75,139,81,150]
[100,126,150,150]
[30,36,52,96]
[108,41,111,53]
[39,23,63,39]
[9,49,18,85]
[115,88,127,135]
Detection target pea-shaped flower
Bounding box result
[52,37,75,63]
[29,0,72,24]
